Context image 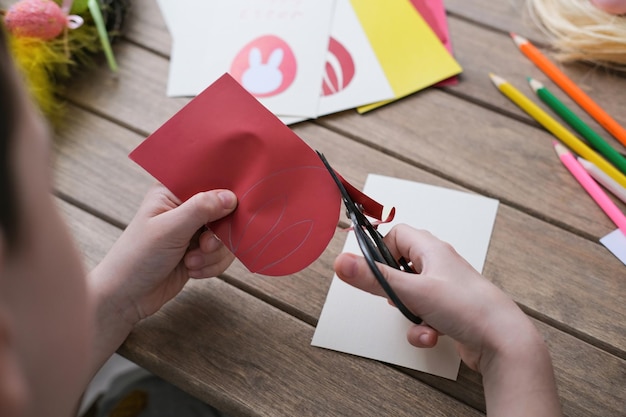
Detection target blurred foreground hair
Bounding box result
[0,26,19,248]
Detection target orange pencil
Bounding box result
[511,33,626,148]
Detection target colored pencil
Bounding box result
[489,73,626,189]
[578,157,626,204]
[511,33,626,148]
[554,142,626,236]
[528,78,626,176]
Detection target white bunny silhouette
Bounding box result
[241,47,284,95]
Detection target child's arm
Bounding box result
[85,183,237,383]
[334,224,561,417]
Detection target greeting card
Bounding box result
[160,0,335,118]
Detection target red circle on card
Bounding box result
[230,35,297,98]
[322,37,355,96]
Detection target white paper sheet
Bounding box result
[312,174,500,380]
[600,229,626,266]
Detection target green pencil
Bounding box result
[528,77,626,175]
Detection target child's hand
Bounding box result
[334,224,561,416]
[334,224,527,371]
[90,183,237,333]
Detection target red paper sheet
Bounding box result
[129,74,342,276]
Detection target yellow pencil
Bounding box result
[489,73,626,189]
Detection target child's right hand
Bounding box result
[333,224,529,371]
[333,224,561,416]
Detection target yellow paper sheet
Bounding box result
[350,0,462,112]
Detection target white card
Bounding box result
[600,229,626,266]
[156,0,178,34]
[316,0,394,116]
[312,174,500,380]
[160,0,335,118]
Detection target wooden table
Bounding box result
[35,0,626,415]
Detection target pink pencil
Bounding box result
[553,141,626,236]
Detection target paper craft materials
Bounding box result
[554,142,626,236]
[157,0,461,120]
[529,78,626,175]
[578,157,626,204]
[600,229,626,266]
[161,0,336,118]
[312,174,499,380]
[489,73,626,189]
[511,33,626,147]
[352,0,462,113]
[129,74,343,276]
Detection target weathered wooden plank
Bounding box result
[124,0,172,56]
[66,41,185,135]
[445,0,546,42]
[53,104,153,226]
[56,197,121,269]
[120,278,483,417]
[120,276,626,417]
[541,320,626,417]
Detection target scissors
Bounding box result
[317,151,422,324]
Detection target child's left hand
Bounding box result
[88,183,237,363]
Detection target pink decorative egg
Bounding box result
[4,0,67,40]
[591,0,626,14]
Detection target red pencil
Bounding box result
[511,33,626,148]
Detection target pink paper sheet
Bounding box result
[129,74,342,276]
